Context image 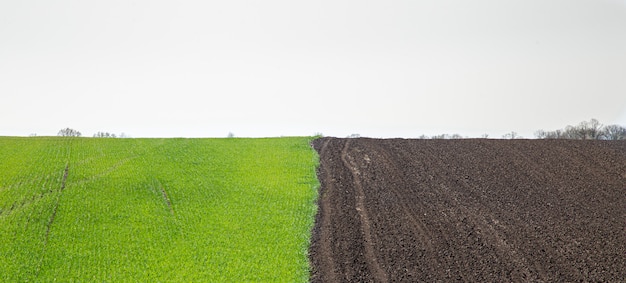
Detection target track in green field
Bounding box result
[0,137,319,281]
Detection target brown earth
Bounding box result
[309,137,626,282]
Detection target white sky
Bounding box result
[2,0,625,138]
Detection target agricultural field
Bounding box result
[310,137,626,282]
[0,137,319,281]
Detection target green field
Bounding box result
[0,137,319,281]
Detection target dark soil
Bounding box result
[309,138,626,282]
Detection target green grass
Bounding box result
[0,137,319,281]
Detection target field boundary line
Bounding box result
[312,138,338,282]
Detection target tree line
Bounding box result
[416,119,624,140]
[534,119,625,140]
[57,128,127,138]
[55,120,625,140]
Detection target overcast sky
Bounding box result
[2,0,625,138]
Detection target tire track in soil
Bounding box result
[310,137,626,282]
[35,163,69,276]
[159,183,175,215]
[369,141,436,250]
[341,139,388,283]
[44,165,69,239]
[418,141,540,281]
[35,138,74,276]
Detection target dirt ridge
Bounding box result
[341,139,388,282]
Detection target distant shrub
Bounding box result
[93,132,117,138]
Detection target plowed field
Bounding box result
[310,138,626,282]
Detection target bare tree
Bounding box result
[502,131,521,139]
[571,119,603,140]
[602,124,626,140]
[58,128,82,137]
[552,129,565,139]
[563,125,578,139]
[534,130,547,139]
[574,121,590,139]
[587,118,604,139]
